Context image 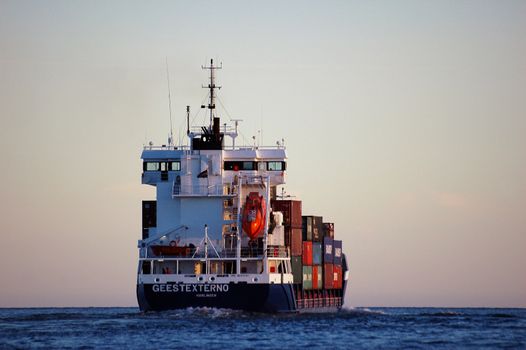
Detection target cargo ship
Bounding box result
[136,60,349,312]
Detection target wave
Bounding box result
[340,307,387,315]
[150,307,246,319]
[418,311,463,317]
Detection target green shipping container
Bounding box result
[291,256,303,284]
[302,265,313,290]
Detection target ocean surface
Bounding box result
[0,307,524,349]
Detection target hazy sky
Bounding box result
[1,0,525,307]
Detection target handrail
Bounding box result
[173,183,237,197]
[141,246,289,259]
[143,145,286,151]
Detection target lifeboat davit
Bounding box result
[242,192,267,240]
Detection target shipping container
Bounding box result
[312,265,323,290]
[312,242,322,265]
[333,265,342,289]
[323,222,334,238]
[271,200,302,228]
[312,216,323,242]
[291,256,302,284]
[324,263,334,289]
[286,227,302,256]
[333,240,342,265]
[302,266,313,290]
[302,216,312,241]
[323,237,334,263]
[302,241,313,265]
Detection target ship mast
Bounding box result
[201,59,222,129]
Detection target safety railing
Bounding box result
[172,183,236,197]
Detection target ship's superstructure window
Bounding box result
[243,161,255,170]
[224,161,257,171]
[170,161,181,171]
[267,161,286,171]
[143,161,181,172]
[224,161,286,171]
[145,162,160,171]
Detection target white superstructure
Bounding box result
[137,60,293,288]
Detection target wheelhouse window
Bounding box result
[144,162,160,171]
[169,161,181,171]
[224,161,257,171]
[267,161,286,171]
[243,161,255,170]
[143,160,181,172]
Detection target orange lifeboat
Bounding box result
[242,192,267,239]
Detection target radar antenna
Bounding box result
[201,59,222,129]
[165,58,174,147]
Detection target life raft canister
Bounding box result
[241,192,267,239]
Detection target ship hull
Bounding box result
[137,282,297,313]
[137,282,342,313]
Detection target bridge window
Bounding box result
[144,162,160,171]
[143,161,181,172]
[224,161,257,171]
[169,161,181,171]
[267,161,286,171]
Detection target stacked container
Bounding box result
[323,223,334,238]
[291,256,302,284]
[312,216,323,242]
[333,240,342,265]
[312,265,322,290]
[324,263,334,289]
[302,266,313,290]
[302,241,313,265]
[271,200,302,246]
[271,200,302,283]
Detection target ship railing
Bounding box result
[143,145,191,151]
[142,246,289,260]
[142,143,285,151]
[266,246,289,258]
[172,183,237,197]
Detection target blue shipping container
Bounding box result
[312,242,322,265]
[323,236,334,263]
[333,240,342,265]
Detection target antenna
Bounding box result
[201,59,222,128]
[230,118,243,148]
[278,187,295,199]
[165,58,174,147]
[186,106,190,135]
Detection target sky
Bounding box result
[0,0,525,307]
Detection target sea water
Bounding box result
[0,307,524,349]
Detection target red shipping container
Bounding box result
[333,265,342,289]
[289,228,302,256]
[324,263,334,289]
[271,200,302,228]
[302,241,313,265]
[312,265,318,289]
